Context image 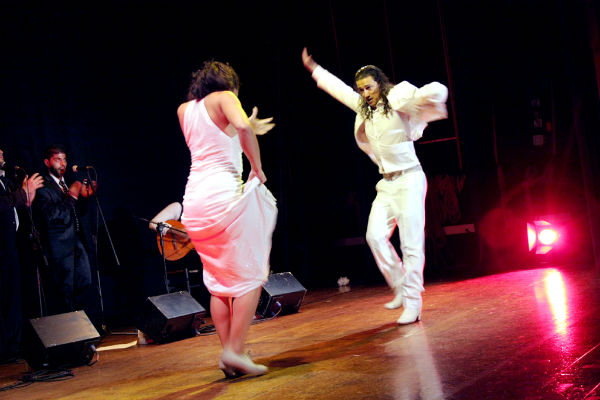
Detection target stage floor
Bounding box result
[1,266,599,399]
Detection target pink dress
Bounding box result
[181,99,277,298]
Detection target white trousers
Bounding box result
[366,170,427,309]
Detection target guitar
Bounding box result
[156,219,195,261]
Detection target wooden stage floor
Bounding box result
[1,266,599,399]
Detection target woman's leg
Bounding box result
[210,295,232,349]
[220,287,267,376]
[229,287,262,354]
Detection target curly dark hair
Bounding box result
[186,60,240,100]
[354,65,394,120]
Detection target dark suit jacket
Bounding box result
[0,176,25,355]
[0,178,25,213]
[0,177,24,253]
[33,174,88,261]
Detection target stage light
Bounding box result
[538,228,559,245]
[527,219,561,255]
[527,223,537,251]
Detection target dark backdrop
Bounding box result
[2,0,599,324]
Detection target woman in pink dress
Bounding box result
[178,61,277,377]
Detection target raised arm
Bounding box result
[302,47,361,112]
[302,47,318,73]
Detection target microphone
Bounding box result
[14,166,26,182]
[72,165,93,173]
[1,163,24,172]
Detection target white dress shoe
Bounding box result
[397,307,421,325]
[384,293,404,309]
[221,349,268,376]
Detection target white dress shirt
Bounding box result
[311,65,448,174]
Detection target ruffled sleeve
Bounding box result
[388,81,448,140]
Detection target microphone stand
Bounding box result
[85,167,120,333]
[157,222,170,293]
[29,212,48,318]
[141,217,188,294]
[138,216,189,294]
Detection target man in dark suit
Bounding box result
[33,144,94,316]
[0,148,43,362]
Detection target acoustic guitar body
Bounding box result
[156,219,194,261]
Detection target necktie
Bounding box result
[60,180,80,233]
[59,180,69,195]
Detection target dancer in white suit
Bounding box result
[302,48,448,324]
[179,60,277,377]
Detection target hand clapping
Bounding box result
[22,173,44,206]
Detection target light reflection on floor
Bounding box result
[1,265,598,400]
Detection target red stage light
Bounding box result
[527,223,537,251]
[527,219,560,255]
[538,228,559,246]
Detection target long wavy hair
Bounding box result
[186,60,240,100]
[354,65,393,120]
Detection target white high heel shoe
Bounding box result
[221,349,268,376]
[396,307,421,325]
[384,292,404,309]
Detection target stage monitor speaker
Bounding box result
[256,272,307,318]
[22,310,101,370]
[137,291,206,344]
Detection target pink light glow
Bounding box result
[538,228,559,245]
[528,220,561,254]
[543,269,568,335]
[527,223,536,251]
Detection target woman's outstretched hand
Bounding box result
[302,47,317,73]
[248,106,275,135]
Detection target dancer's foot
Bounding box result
[219,359,241,379]
[221,349,268,376]
[396,307,421,325]
[384,292,404,310]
